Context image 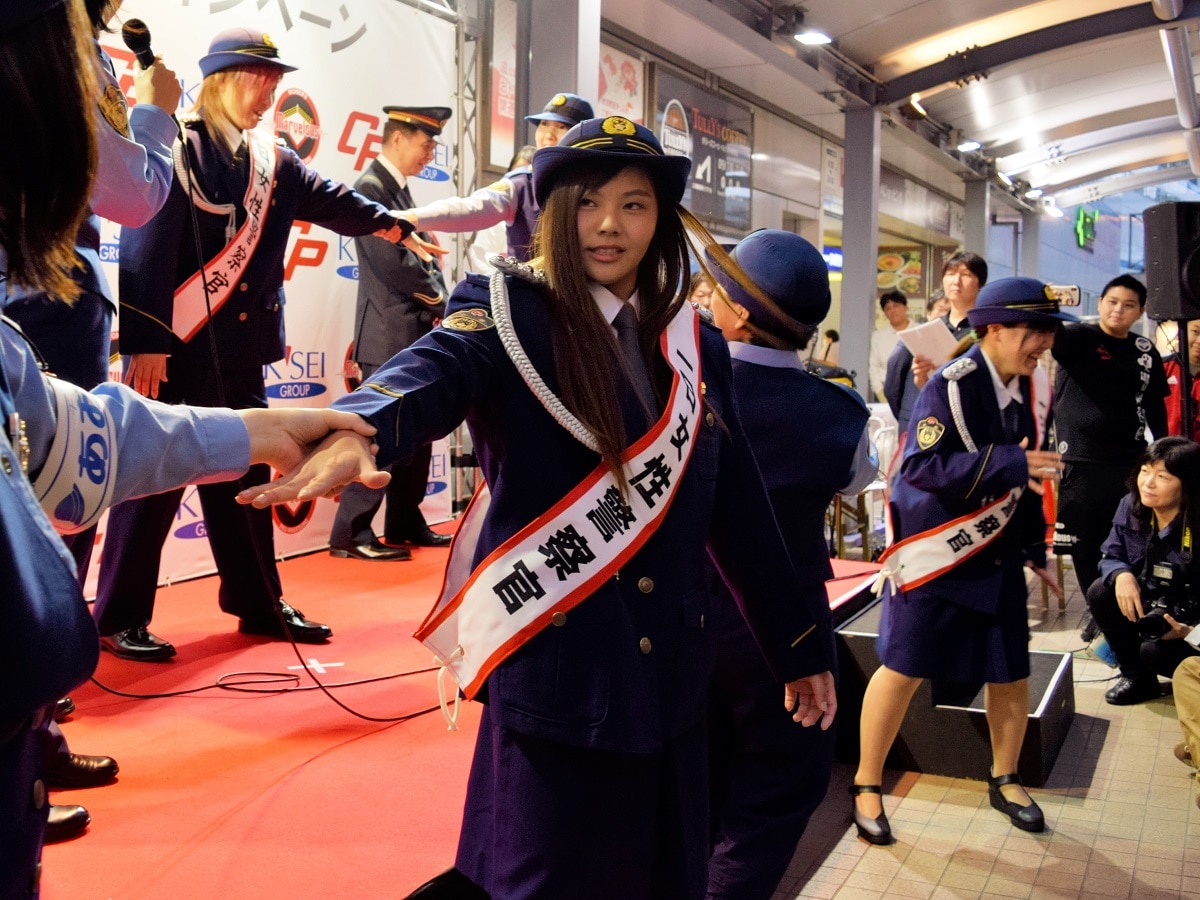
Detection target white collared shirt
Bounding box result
[374,153,410,193]
[589,282,641,330]
[979,349,1025,412]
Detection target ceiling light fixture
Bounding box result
[1024,188,1044,199]
[957,140,981,153]
[788,8,831,45]
[997,171,1013,187]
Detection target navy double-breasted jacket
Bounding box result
[117,120,399,366]
[332,273,833,753]
[889,343,1050,617]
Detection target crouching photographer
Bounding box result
[1087,436,1200,705]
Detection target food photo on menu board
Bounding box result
[877,248,925,297]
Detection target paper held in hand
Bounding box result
[896,319,960,368]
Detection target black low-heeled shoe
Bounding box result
[849,783,894,845]
[988,773,1045,832]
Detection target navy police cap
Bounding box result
[526,93,594,127]
[968,276,1075,328]
[708,230,831,343]
[383,106,453,138]
[532,115,692,207]
[199,28,297,78]
[1,0,65,34]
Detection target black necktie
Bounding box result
[613,304,656,426]
[399,182,414,210]
[1002,400,1023,443]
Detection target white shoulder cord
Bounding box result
[941,357,979,453]
[488,262,602,454]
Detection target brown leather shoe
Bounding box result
[1175,741,1195,769]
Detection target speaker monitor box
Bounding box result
[1145,201,1200,321]
[835,599,1075,788]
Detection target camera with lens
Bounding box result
[1137,561,1199,640]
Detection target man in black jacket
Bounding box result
[330,106,453,560]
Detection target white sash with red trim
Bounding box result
[171,129,276,342]
[414,303,703,705]
[874,364,1051,596]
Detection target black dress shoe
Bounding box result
[849,783,894,845]
[988,773,1045,832]
[329,539,411,561]
[238,601,332,643]
[54,696,75,722]
[46,753,119,789]
[1105,675,1162,705]
[44,804,90,843]
[395,527,452,548]
[100,626,176,661]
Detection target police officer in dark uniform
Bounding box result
[704,231,874,899]
[93,27,413,660]
[330,106,452,561]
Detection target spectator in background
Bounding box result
[1053,274,1168,642]
[1165,319,1200,440]
[686,270,715,310]
[884,252,987,434]
[926,288,950,320]
[813,328,840,366]
[869,289,910,401]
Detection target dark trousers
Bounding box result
[1059,462,1134,598]
[705,600,834,900]
[93,355,281,634]
[1,711,51,898]
[1086,577,1200,679]
[330,360,432,547]
[5,289,112,584]
[457,706,709,900]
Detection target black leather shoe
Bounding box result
[330,539,411,561]
[100,626,176,661]
[45,753,119,789]
[1105,675,1162,705]
[238,602,332,643]
[54,697,75,722]
[395,527,452,548]
[45,804,90,843]
[849,783,894,845]
[988,773,1045,832]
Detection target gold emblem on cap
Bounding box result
[1043,285,1056,301]
[916,416,945,450]
[601,116,636,136]
[262,34,277,48]
[551,94,567,107]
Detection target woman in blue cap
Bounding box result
[92,26,414,662]
[243,116,837,898]
[850,277,1069,845]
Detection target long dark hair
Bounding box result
[1128,436,1200,536]
[0,0,97,302]
[531,159,745,484]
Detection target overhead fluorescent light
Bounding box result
[1024,188,1044,199]
[997,172,1014,186]
[957,140,981,153]
[795,29,832,45]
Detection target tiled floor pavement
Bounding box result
[773,561,1200,899]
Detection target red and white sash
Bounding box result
[415,304,703,705]
[172,129,276,342]
[875,365,1051,595]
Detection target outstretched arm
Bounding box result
[238,408,380,474]
[236,429,389,507]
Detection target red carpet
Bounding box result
[43,533,477,899]
[42,547,877,899]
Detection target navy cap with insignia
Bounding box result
[0,0,66,34]
[383,106,453,138]
[707,230,830,344]
[532,115,692,207]
[968,276,1075,328]
[199,28,297,78]
[526,93,594,127]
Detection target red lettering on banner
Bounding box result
[337,111,384,172]
[285,222,327,281]
[105,46,139,104]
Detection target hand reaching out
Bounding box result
[236,427,389,507]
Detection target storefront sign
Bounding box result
[655,70,752,232]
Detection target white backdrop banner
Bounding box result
[86,0,459,597]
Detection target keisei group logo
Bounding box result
[264,346,329,401]
[275,88,321,164]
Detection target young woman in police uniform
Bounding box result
[850,277,1069,845]
[242,117,837,899]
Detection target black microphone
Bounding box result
[121,18,156,70]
